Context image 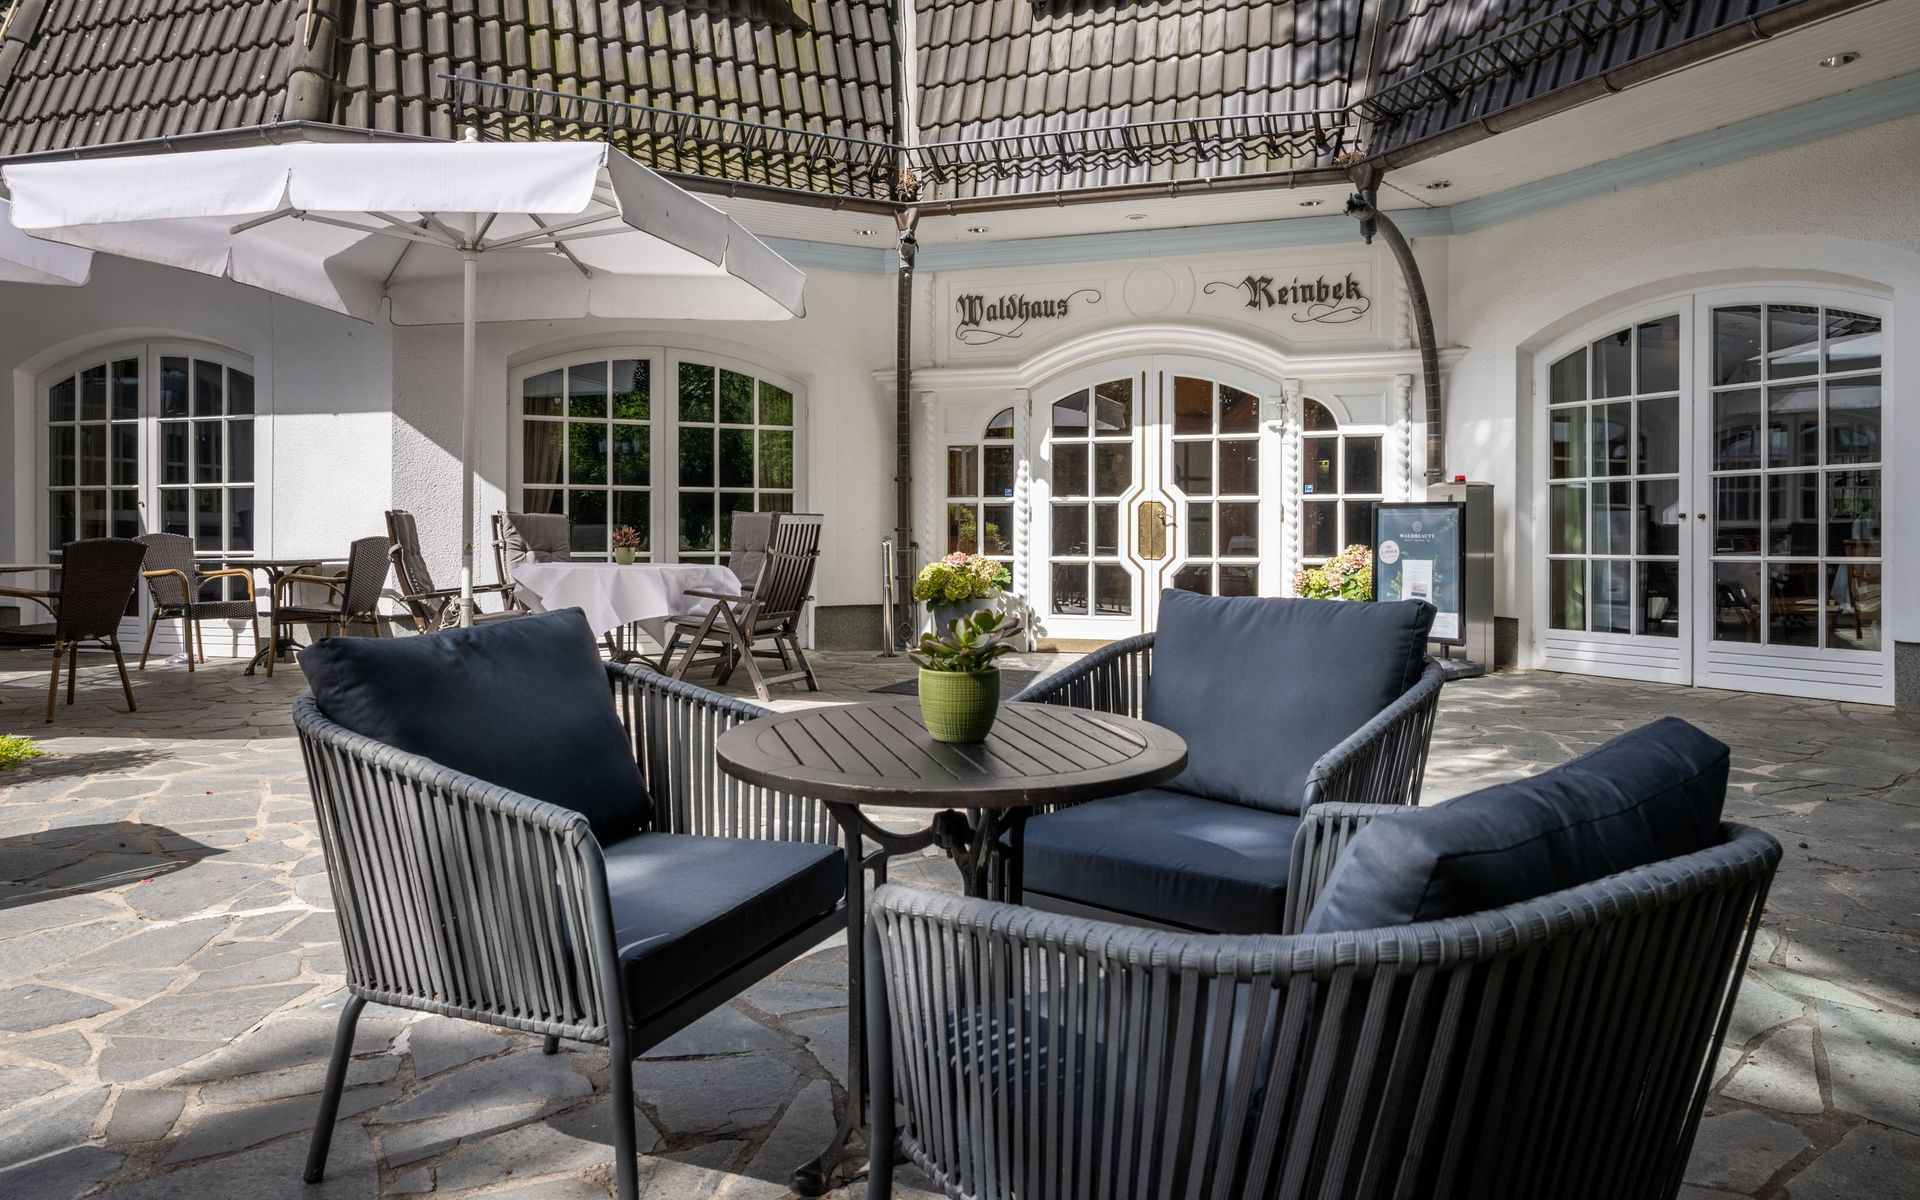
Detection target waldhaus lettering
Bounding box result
[1204,272,1371,325]
[953,288,1100,345]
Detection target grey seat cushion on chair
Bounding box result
[1142,590,1435,814]
[1023,789,1301,934]
[299,608,650,844]
[604,832,844,1022]
[1304,717,1730,934]
[499,512,572,573]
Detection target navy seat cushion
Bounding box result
[1142,590,1435,814]
[1305,717,1730,934]
[604,833,844,1022]
[1023,788,1301,934]
[300,608,650,844]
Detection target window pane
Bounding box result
[718,429,754,488]
[1592,402,1631,476]
[569,423,607,485]
[1301,398,1338,432]
[982,504,1013,556]
[1640,561,1679,638]
[1548,348,1585,405]
[1713,476,1761,555]
[1172,564,1211,595]
[1590,330,1631,398]
[611,424,649,486]
[1712,390,1761,471]
[1051,563,1087,615]
[161,421,189,484]
[1219,503,1257,557]
[1549,484,1586,555]
[564,361,606,418]
[112,489,141,539]
[1713,562,1762,643]
[1766,384,1818,469]
[718,370,755,423]
[1768,563,1820,647]
[113,359,141,419]
[1173,377,1211,435]
[1825,564,1881,652]
[1766,473,1819,557]
[679,363,714,421]
[984,407,1014,439]
[1636,316,1680,393]
[1051,391,1088,434]
[1303,438,1336,494]
[161,489,188,537]
[1052,504,1089,555]
[1094,564,1131,615]
[1094,379,1132,433]
[1827,470,1879,556]
[1219,564,1257,596]
[1053,442,1088,496]
[522,487,564,516]
[1639,479,1679,556]
[192,360,222,416]
[1174,442,1213,496]
[1766,305,1820,379]
[50,376,76,422]
[1591,482,1630,557]
[677,491,715,552]
[523,369,564,416]
[1093,503,1118,557]
[1187,502,1213,558]
[947,446,978,497]
[948,503,977,554]
[1591,560,1632,634]
[1637,396,1678,475]
[611,359,649,420]
[1218,385,1257,434]
[80,424,107,486]
[229,488,255,552]
[49,426,75,486]
[523,421,563,484]
[1343,501,1375,552]
[679,427,714,488]
[1303,501,1337,558]
[1093,443,1129,497]
[1550,407,1586,479]
[1825,311,1881,372]
[49,491,75,548]
[1827,377,1880,465]
[79,490,106,540]
[228,369,254,416]
[613,493,651,553]
[983,446,1014,498]
[572,489,609,553]
[757,430,793,491]
[1344,437,1381,494]
[193,421,224,483]
[1548,560,1585,631]
[1713,306,1762,385]
[194,488,221,550]
[81,365,108,421]
[1219,440,1258,495]
[759,382,793,426]
[229,420,254,483]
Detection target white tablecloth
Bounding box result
[510,561,741,643]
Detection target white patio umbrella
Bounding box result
[4,134,805,624]
[0,196,91,284]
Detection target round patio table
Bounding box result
[716,698,1187,1195]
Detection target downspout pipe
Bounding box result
[1346,188,1445,484]
[889,1,918,652]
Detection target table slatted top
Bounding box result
[716,699,1188,810]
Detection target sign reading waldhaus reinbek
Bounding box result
[953,289,1102,345]
[1203,272,1370,324]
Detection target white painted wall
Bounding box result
[1440,113,1920,658]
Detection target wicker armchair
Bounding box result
[267,536,389,677]
[867,814,1782,1200]
[0,538,146,721]
[295,647,844,1200]
[134,532,261,670]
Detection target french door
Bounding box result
[1033,360,1278,641]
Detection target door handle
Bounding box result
[1136,500,1169,561]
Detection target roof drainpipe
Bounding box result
[1346,181,1444,484]
[888,1,920,653]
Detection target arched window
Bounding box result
[946,407,1015,569]
[1299,399,1382,563]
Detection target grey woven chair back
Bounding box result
[748,513,821,626]
[135,532,195,609]
[53,538,146,640]
[385,511,437,624]
[872,823,1783,1200]
[494,511,572,581]
[341,536,392,615]
[725,511,779,589]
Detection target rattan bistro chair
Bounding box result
[134,532,262,671]
[659,513,822,701]
[267,536,389,677]
[867,720,1783,1200]
[293,612,845,1200]
[0,538,146,721]
[388,510,516,631]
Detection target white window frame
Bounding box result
[1297,396,1389,567]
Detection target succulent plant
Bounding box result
[910,609,1023,673]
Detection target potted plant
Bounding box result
[913,552,1011,632]
[1292,543,1373,601]
[611,525,641,565]
[910,610,1023,743]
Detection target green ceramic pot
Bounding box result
[612,548,636,565]
[918,667,1000,743]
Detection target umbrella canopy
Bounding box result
[4,136,806,624]
[0,196,91,285]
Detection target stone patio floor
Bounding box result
[0,647,1916,1198]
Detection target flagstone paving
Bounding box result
[0,650,1915,1198]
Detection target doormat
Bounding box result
[870,669,1044,698]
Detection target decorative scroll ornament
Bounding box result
[1203,272,1371,325]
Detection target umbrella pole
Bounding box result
[459,243,477,628]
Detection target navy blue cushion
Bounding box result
[1142,591,1435,814]
[300,608,650,845]
[1023,788,1301,934]
[604,832,844,1022]
[1304,717,1730,934]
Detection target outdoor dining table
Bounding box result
[509,560,741,649]
[714,698,1188,1194]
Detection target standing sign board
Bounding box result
[1373,502,1467,646]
